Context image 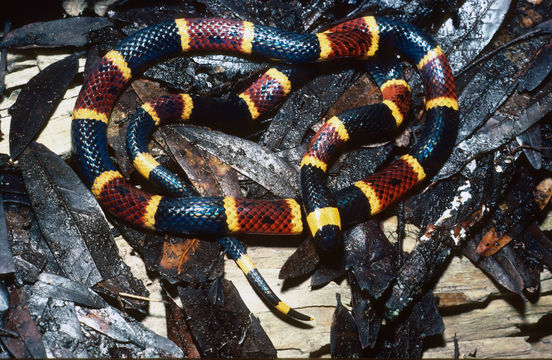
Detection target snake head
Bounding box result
[313,225,343,253]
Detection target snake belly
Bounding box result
[72,17,457,240]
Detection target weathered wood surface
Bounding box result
[1,51,551,358]
[222,245,552,358]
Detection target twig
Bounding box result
[118,292,165,303]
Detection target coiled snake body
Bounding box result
[72,16,458,320]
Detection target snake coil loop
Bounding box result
[72,16,458,319]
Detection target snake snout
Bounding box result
[313,225,343,252]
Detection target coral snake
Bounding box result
[72,16,458,320]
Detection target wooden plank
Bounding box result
[2,53,551,358]
[424,336,532,358]
[227,245,552,357]
[435,256,552,307]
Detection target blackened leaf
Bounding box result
[463,234,524,295]
[19,144,102,286]
[477,172,541,257]
[18,143,148,306]
[197,0,303,31]
[27,298,88,358]
[516,124,542,170]
[208,277,225,307]
[75,305,184,357]
[0,287,46,358]
[344,221,396,299]
[163,292,201,359]
[260,69,357,152]
[4,204,63,284]
[145,54,266,98]
[77,306,136,343]
[32,273,106,308]
[171,125,299,198]
[0,195,15,275]
[158,127,242,197]
[413,290,446,342]
[384,229,456,321]
[22,143,148,311]
[9,52,82,160]
[518,39,552,92]
[378,290,444,358]
[242,313,278,358]
[158,237,222,285]
[311,253,345,288]
[350,277,381,349]
[436,92,552,180]
[107,115,135,179]
[436,0,513,72]
[507,243,542,295]
[94,274,149,313]
[524,223,552,271]
[108,3,201,27]
[107,216,164,274]
[454,61,518,149]
[493,246,527,296]
[443,9,551,150]
[178,279,276,358]
[0,17,112,49]
[279,237,320,280]
[331,293,362,358]
[0,165,32,206]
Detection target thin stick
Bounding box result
[118,292,165,303]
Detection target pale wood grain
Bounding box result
[1,52,551,358]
